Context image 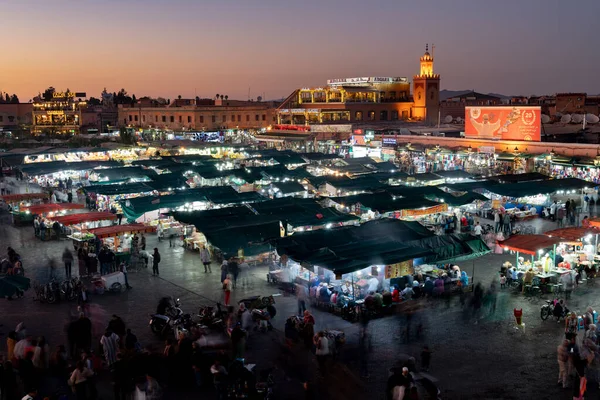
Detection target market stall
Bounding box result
[50,212,117,240]
[87,223,156,265]
[15,202,86,226]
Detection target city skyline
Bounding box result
[2,0,600,101]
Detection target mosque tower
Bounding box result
[413,44,441,125]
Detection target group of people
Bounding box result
[557,306,600,399]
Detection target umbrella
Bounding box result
[0,275,31,298]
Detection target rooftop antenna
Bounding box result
[432,43,435,58]
[248,87,251,101]
[425,43,428,53]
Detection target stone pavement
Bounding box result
[3,209,600,399]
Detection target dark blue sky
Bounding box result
[2,0,599,100]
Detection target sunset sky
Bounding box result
[1,0,599,101]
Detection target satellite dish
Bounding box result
[560,115,572,124]
[586,114,599,124]
[541,114,551,124]
[455,116,463,123]
[571,114,583,124]
[444,115,453,123]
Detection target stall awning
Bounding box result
[1,193,48,203]
[545,227,599,242]
[498,234,562,256]
[87,223,156,238]
[25,203,85,215]
[51,212,117,226]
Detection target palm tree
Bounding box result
[220,95,224,100]
[178,95,182,100]
[224,95,228,101]
[216,93,220,100]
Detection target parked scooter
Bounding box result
[149,297,183,337]
[541,298,569,321]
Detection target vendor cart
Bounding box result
[91,271,125,294]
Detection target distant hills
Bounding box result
[440,89,512,101]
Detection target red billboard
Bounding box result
[465,106,541,141]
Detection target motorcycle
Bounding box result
[197,304,226,330]
[61,277,80,301]
[149,297,183,338]
[541,299,569,321]
[238,295,276,310]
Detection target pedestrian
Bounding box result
[62,247,74,279]
[223,274,233,306]
[210,360,228,400]
[500,274,506,289]
[314,331,330,373]
[99,329,120,367]
[297,283,308,316]
[473,221,482,236]
[120,262,132,289]
[117,212,123,225]
[67,190,73,203]
[69,360,93,400]
[239,258,250,287]
[503,212,511,234]
[550,201,557,221]
[303,310,315,348]
[421,345,432,372]
[200,246,212,273]
[220,259,229,283]
[152,248,160,276]
[47,258,58,281]
[140,233,146,251]
[584,193,590,212]
[228,257,239,288]
[494,211,501,233]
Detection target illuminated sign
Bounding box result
[327,77,407,86]
[278,109,319,114]
[53,92,75,99]
[382,137,397,145]
[401,203,448,217]
[47,111,65,115]
[465,106,541,141]
[311,124,352,133]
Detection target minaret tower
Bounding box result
[413,44,441,125]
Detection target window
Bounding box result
[124,118,127,124]
[391,111,399,120]
[237,115,241,122]
[368,111,375,121]
[187,116,192,123]
[200,116,204,123]
[418,92,422,100]
[222,115,226,123]
[178,116,182,123]
[162,116,166,122]
[246,115,250,122]
[170,116,174,123]
[155,115,158,122]
[380,111,388,121]
[142,115,146,123]
[129,115,132,122]
[262,114,266,121]
[430,91,434,100]
[212,115,216,123]
[231,115,235,122]
[0,116,3,122]
[134,115,138,122]
[255,114,259,121]
[355,111,363,121]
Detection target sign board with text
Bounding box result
[465,106,541,141]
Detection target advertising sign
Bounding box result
[464,106,541,141]
[385,260,414,279]
[400,204,448,218]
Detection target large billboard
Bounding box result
[465,106,541,141]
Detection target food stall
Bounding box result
[51,211,118,239]
[16,202,86,226]
[498,234,566,292]
[2,192,49,225]
[87,223,156,265]
[545,227,600,279]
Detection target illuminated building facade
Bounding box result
[31,91,87,135]
[118,102,276,131]
[277,46,441,125]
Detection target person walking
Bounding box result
[200,246,212,273]
[557,338,569,388]
[220,259,229,283]
[152,248,161,277]
[140,233,146,251]
[69,360,93,400]
[494,211,501,233]
[228,258,239,288]
[62,247,74,279]
[223,274,233,306]
[239,258,250,287]
[550,201,557,221]
[120,262,132,289]
[314,331,330,373]
[297,283,308,316]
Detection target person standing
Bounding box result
[220,259,229,283]
[494,211,501,233]
[62,247,74,279]
[200,246,212,273]
[239,258,250,287]
[223,274,233,306]
[120,262,132,289]
[313,331,330,373]
[297,283,308,316]
[550,201,557,221]
[140,233,146,251]
[69,360,93,400]
[473,221,482,237]
[152,248,161,277]
[99,329,120,368]
[228,258,239,288]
